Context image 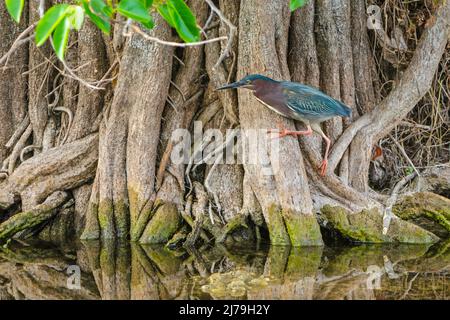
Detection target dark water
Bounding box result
[0,240,448,300]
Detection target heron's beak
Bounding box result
[216,81,245,90]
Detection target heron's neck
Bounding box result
[254,81,281,99]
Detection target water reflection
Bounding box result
[0,240,448,300]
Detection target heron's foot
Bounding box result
[318,159,328,176]
[267,122,312,139]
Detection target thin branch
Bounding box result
[327,114,371,172]
[53,106,74,145]
[389,134,421,188]
[119,0,235,69]
[205,0,237,69]
[5,115,30,149]
[383,172,418,235]
[20,145,41,162]
[0,23,36,67]
[126,24,227,47]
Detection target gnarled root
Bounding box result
[0,133,98,211]
[393,192,450,239]
[216,213,249,243]
[0,191,69,241]
[320,204,440,244]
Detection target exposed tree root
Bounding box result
[0,191,69,241]
[0,133,98,211]
[216,213,249,243]
[320,204,439,244]
[140,202,181,244]
[393,192,450,239]
[184,182,211,247]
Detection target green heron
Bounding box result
[217,74,352,176]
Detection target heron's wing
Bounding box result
[282,82,351,118]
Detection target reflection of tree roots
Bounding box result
[0,241,99,299]
[2,237,448,300]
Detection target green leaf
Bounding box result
[68,6,85,30]
[143,0,153,9]
[117,0,154,29]
[90,0,113,18]
[289,0,308,11]
[157,3,175,28]
[35,4,71,47]
[52,16,71,60]
[166,0,200,42]
[5,0,25,23]
[82,0,111,34]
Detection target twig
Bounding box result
[389,134,421,191]
[5,115,30,149]
[8,124,33,174]
[170,80,186,102]
[0,23,36,67]
[60,59,105,90]
[383,171,418,235]
[202,9,216,33]
[20,145,41,162]
[399,273,420,300]
[53,106,74,145]
[118,0,235,69]
[173,54,185,67]
[204,0,237,69]
[126,24,227,48]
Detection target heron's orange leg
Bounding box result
[318,134,331,176]
[267,122,312,139]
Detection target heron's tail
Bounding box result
[336,100,352,117]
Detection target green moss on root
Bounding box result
[131,199,162,241]
[114,201,130,238]
[285,246,323,279]
[265,205,323,246]
[321,205,439,244]
[139,202,180,244]
[80,202,100,240]
[0,192,68,241]
[266,204,291,246]
[96,199,130,239]
[393,192,450,236]
[97,200,115,239]
[283,210,323,246]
